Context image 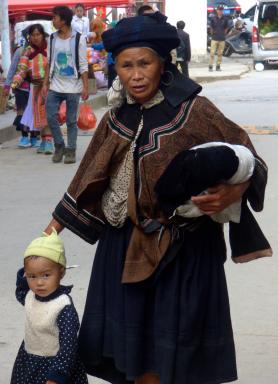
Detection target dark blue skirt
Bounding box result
[78,219,237,384]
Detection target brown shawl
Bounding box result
[54,95,270,283]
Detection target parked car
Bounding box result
[207,0,242,18]
[235,5,256,33]
[252,0,278,69]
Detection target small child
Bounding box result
[11,229,88,384]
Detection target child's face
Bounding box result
[24,257,65,297]
[75,6,84,18]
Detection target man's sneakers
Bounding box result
[64,148,76,164]
[18,136,31,148]
[52,143,65,163]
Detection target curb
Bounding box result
[0,123,20,144]
[191,66,251,84]
[0,92,108,144]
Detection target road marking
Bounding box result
[241,125,278,135]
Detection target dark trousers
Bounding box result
[176,60,189,78]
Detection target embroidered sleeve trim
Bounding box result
[53,192,105,245]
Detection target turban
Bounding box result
[102,12,180,59]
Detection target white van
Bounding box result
[252,0,278,68]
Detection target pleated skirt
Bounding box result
[78,219,237,384]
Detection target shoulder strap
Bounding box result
[75,32,81,79]
[49,33,54,68]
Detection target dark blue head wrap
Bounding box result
[102,12,180,59]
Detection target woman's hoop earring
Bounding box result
[161,70,174,87]
[111,78,124,92]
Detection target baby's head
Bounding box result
[23,229,66,297]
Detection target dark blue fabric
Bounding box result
[102,12,180,59]
[78,219,238,384]
[15,268,29,305]
[35,285,73,302]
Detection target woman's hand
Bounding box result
[46,381,58,384]
[191,181,250,216]
[41,83,49,100]
[44,218,64,235]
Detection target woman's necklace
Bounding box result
[132,115,144,154]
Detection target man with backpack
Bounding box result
[176,20,191,78]
[42,6,88,164]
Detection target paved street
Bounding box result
[1,67,278,383]
[201,67,278,383]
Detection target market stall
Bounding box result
[8,0,133,94]
[8,0,134,12]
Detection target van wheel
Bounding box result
[253,60,261,69]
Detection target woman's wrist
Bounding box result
[44,218,64,235]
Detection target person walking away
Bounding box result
[11,24,54,154]
[176,20,191,78]
[10,229,88,384]
[208,5,229,71]
[43,6,89,164]
[71,3,93,42]
[4,29,30,148]
[137,4,154,15]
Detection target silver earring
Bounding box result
[111,78,124,92]
[161,70,174,87]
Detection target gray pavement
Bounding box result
[0,106,109,384]
[189,59,250,83]
[0,89,108,144]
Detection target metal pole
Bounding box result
[0,0,11,77]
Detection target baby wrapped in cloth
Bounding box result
[155,142,272,262]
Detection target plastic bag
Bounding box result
[58,101,66,125]
[77,103,97,130]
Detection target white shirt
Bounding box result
[71,15,90,38]
[50,36,84,94]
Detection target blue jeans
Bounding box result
[46,90,80,150]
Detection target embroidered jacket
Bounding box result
[11,45,47,89]
[53,70,268,283]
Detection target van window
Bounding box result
[259,3,278,33]
[258,2,278,50]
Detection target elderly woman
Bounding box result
[44,12,269,384]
